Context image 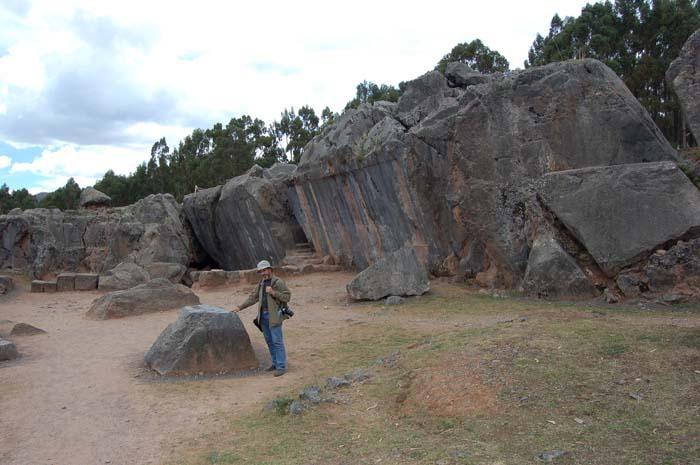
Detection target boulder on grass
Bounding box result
[347,246,430,300]
[521,234,597,298]
[87,278,200,320]
[79,186,112,209]
[0,338,18,361]
[144,305,258,376]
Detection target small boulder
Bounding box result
[521,234,597,298]
[144,262,187,283]
[444,61,491,87]
[0,338,19,361]
[347,246,430,301]
[0,320,46,337]
[299,386,322,404]
[385,296,404,306]
[87,278,200,320]
[79,186,112,209]
[326,376,351,389]
[144,305,258,376]
[74,273,98,290]
[98,261,150,291]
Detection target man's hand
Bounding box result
[265,287,274,295]
[232,306,242,313]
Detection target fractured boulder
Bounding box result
[539,161,700,277]
[144,305,258,376]
[0,338,18,361]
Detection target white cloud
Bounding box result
[0,154,11,169]
[0,0,593,190]
[10,143,150,187]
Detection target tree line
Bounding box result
[2,0,699,212]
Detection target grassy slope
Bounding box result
[168,292,700,465]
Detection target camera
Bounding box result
[280,305,294,318]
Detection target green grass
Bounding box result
[167,293,700,465]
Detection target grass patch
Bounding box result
[167,294,700,465]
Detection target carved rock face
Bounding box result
[291,59,678,292]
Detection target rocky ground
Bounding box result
[1,273,698,465]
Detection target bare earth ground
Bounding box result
[2,273,697,465]
[2,272,503,465]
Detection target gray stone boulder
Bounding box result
[667,29,700,143]
[539,161,700,277]
[144,305,258,376]
[290,59,677,285]
[0,193,193,279]
[144,262,187,283]
[183,163,305,270]
[0,338,18,361]
[444,62,491,87]
[98,261,150,291]
[347,246,430,300]
[79,187,112,209]
[87,278,200,320]
[521,234,596,298]
[0,320,46,337]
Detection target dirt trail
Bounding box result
[0,272,373,465]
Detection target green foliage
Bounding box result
[0,183,37,213]
[39,178,81,210]
[274,106,320,163]
[526,0,700,147]
[435,38,510,73]
[344,80,404,111]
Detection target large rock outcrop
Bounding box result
[0,194,194,279]
[291,59,678,291]
[667,29,700,143]
[144,305,258,376]
[183,163,306,270]
[87,278,200,319]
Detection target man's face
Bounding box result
[260,267,272,279]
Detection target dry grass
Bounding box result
[166,289,700,465]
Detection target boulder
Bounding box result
[667,29,700,143]
[74,273,98,290]
[0,194,193,279]
[347,246,430,300]
[538,162,700,277]
[521,234,596,298]
[444,62,491,87]
[290,59,677,285]
[144,262,187,283]
[0,338,18,361]
[0,320,46,337]
[144,305,258,376]
[0,275,13,294]
[98,261,149,291]
[183,164,306,270]
[79,187,112,209]
[87,278,200,320]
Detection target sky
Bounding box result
[0,0,592,194]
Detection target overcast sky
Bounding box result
[0,0,592,193]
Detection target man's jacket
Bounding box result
[239,276,291,327]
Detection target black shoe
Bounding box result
[265,365,276,372]
[273,369,286,377]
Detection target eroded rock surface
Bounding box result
[79,187,112,209]
[290,59,677,291]
[144,305,257,376]
[183,163,306,270]
[667,29,700,142]
[0,194,193,279]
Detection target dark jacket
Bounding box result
[239,276,291,327]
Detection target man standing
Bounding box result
[234,260,291,376]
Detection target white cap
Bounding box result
[256,260,272,271]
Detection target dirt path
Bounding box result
[0,272,373,465]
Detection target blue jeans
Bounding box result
[260,310,286,370]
